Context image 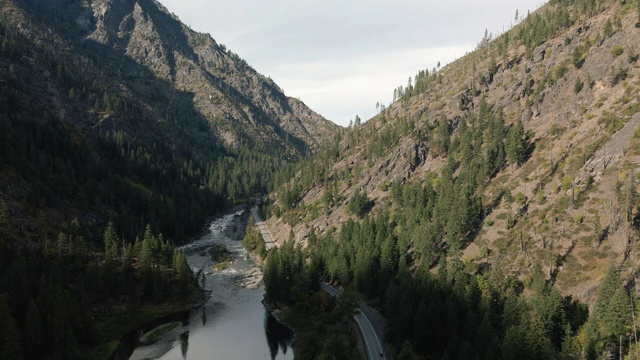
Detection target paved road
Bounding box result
[321,282,387,360]
[250,206,276,250]
[251,210,387,358]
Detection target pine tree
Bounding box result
[526,310,552,359]
[502,325,526,360]
[264,250,281,303]
[593,264,631,355]
[123,243,133,269]
[56,232,68,257]
[604,285,630,338]
[177,250,191,287]
[103,222,118,262]
[141,233,152,268]
[434,118,450,156]
[558,324,578,360]
[380,235,398,279]
[595,266,621,322]
[133,236,142,258]
[397,340,418,360]
[506,119,526,167]
[143,224,157,263]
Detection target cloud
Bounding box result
[158,0,546,126]
[267,44,471,124]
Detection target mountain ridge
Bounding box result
[266,0,640,304]
[0,0,338,243]
[259,1,640,358]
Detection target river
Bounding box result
[127,210,294,360]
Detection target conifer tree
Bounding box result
[133,236,142,258]
[595,266,621,322]
[141,233,152,268]
[604,285,630,338]
[506,119,526,167]
[103,222,118,262]
[56,232,68,257]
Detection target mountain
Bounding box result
[269,0,640,300]
[264,1,640,357]
[82,0,336,152]
[0,0,340,357]
[0,0,338,243]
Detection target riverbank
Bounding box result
[261,289,361,359]
[121,207,294,360]
[89,284,207,359]
[84,210,242,360]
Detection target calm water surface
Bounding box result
[128,210,294,360]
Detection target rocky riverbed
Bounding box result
[127,209,293,360]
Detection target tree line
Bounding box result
[264,91,636,358]
[0,216,196,359]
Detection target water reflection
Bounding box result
[127,211,295,360]
[179,332,189,360]
[264,312,294,360]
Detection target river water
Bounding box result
[127,210,294,360]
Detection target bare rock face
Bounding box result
[533,46,546,63]
[409,140,429,171]
[580,113,640,181]
[82,0,338,153]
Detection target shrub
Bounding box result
[551,64,569,83]
[598,111,624,134]
[611,45,624,57]
[514,192,527,205]
[549,124,566,136]
[574,77,584,93]
[346,189,372,217]
[610,67,628,86]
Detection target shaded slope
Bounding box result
[0,0,337,244]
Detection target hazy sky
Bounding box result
[158,0,546,126]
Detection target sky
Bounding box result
[158,0,546,126]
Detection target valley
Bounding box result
[1,0,640,359]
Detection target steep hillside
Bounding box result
[268,1,640,305]
[81,0,336,152]
[0,0,337,243]
[0,0,339,357]
[262,1,640,358]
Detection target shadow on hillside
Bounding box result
[22,0,309,156]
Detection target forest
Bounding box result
[2,0,640,358]
[264,100,637,357]
[0,214,198,359]
[263,0,640,358]
[0,2,299,357]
